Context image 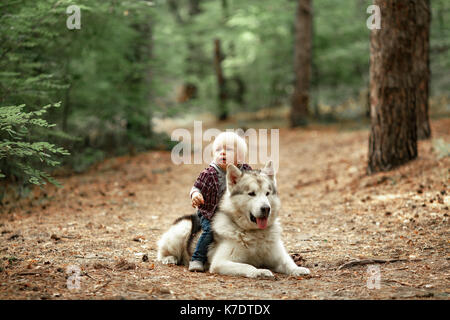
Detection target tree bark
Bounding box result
[167,0,184,24]
[62,83,70,132]
[62,58,71,132]
[415,0,431,140]
[214,39,227,121]
[188,0,202,16]
[367,0,418,174]
[290,0,312,127]
[221,0,229,19]
[169,0,203,102]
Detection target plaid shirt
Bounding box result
[192,163,252,219]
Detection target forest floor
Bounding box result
[0,117,449,300]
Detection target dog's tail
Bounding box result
[157,213,201,266]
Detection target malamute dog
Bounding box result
[156,161,310,278]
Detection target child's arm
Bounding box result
[190,187,204,208]
[190,186,201,199]
[190,169,209,208]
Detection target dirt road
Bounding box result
[0,119,449,299]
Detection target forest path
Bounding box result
[0,118,449,300]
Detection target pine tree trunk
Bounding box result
[62,59,71,133]
[188,0,201,16]
[221,0,229,18]
[62,84,70,132]
[214,39,227,121]
[415,0,431,140]
[290,0,312,127]
[367,0,418,174]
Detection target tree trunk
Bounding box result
[415,0,431,140]
[188,0,202,16]
[214,38,228,121]
[170,0,203,102]
[311,5,319,119]
[290,0,312,127]
[62,84,70,132]
[126,14,153,146]
[167,0,184,24]
[368,0,418,174]
[221,0,229,19]
[62,58,71,132]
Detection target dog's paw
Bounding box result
[250,268,275,279]
[291,267,310,276]
[159,256,178,265]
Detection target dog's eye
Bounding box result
[266,192,270,196]
[248,192,256,197]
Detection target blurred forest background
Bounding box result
[0,0,449,195]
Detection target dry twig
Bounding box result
[383,279,418,288]
[337,258,420,270]
[93,274,112,293]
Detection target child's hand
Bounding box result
[191,191,204,208]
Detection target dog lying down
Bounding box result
[157,161,310,278]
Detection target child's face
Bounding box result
[214,142,239,170]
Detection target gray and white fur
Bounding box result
[156,161,310,278]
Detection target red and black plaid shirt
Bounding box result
[193,163,252,219]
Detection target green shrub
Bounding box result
[0,102,69,186]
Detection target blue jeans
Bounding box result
[191,213,213,263]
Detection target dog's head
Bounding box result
[223,160,280,230]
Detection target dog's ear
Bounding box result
[262,160,276,184]
[226,164,242,189]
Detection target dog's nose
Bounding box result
[260,206,271,217]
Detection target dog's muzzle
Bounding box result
[249,205,271,229]
[260,205,270,218]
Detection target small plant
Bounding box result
[0,102,70,186]
[5,256,19,265]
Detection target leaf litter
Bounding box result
[0,118,449,299]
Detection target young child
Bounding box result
[189,132,252,272]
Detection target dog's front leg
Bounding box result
[269,242,310,276]
[210,260,274,279]
[209,245,274,278]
